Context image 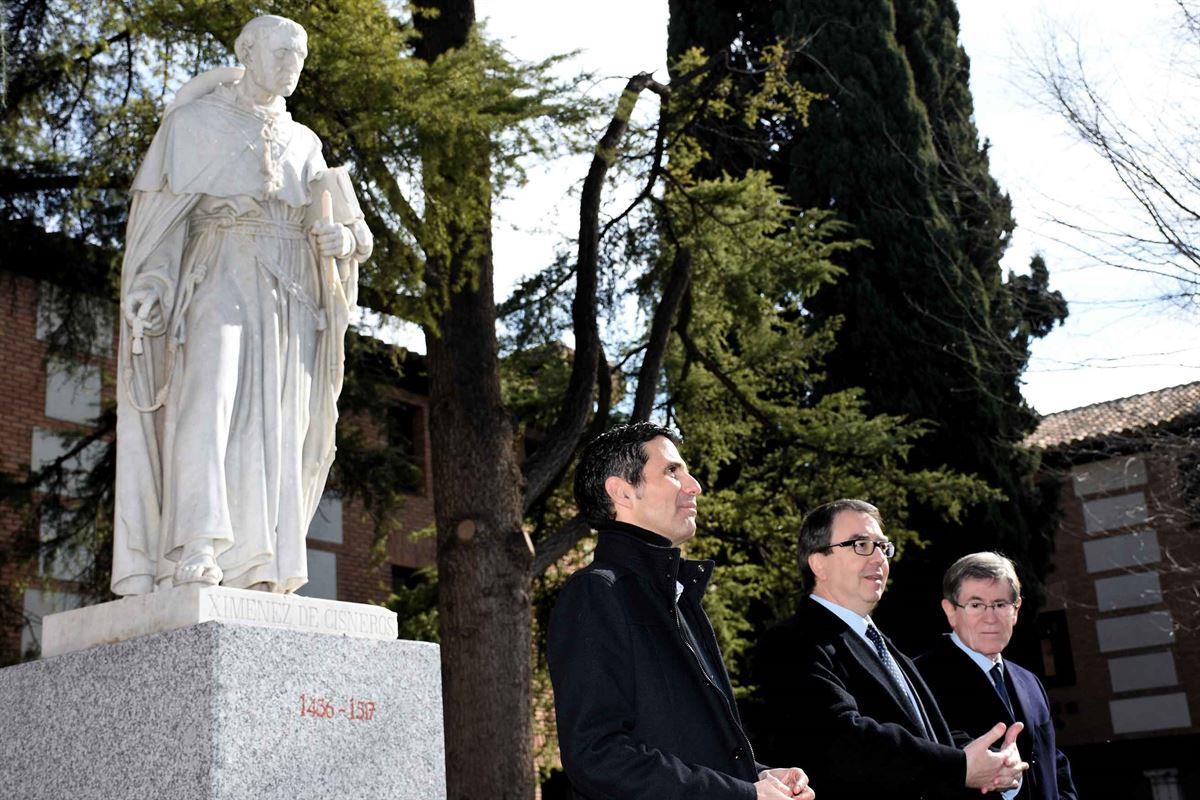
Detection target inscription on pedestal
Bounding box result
[203,593,394,638]
[42,583,399,657]
[299,693,378,720]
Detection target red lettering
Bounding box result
[297,694,378,720]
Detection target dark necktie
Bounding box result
[990,663,1024,798]
[990,662,1016,719]
[865,625,922,723]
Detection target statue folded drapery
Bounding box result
[112,15,371,595]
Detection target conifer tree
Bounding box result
[668,0,1068,649]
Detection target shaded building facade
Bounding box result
[1028,382,1200,800]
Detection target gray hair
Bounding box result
[798,499,883,591]
[942,552,1021,603]
[234,15,308,64]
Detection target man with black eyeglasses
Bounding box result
[754,499,1028,800]
[916,553,1079,800]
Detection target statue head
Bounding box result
[234,15,308,99]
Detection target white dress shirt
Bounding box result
[949,632,1022,800]
[810,594,922,715]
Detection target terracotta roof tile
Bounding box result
[1025,381,1200,449]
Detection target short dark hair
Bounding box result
[942,552,1021,603]
[574,422,681,528]
[797,499,883,591]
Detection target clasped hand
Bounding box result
[757,766,815,800]
[964,721,1029,793]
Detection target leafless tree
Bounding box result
[1030,0,1200,308]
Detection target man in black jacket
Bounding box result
[755,499,1027,800]
[548,423,814,800]
[916,553,1079,800]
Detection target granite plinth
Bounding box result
[0,622,445,800]
[42,583,398,657]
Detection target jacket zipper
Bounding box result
[673,603,757,767]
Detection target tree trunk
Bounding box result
[416,3,535,798]
[426,287,534,800]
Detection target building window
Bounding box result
[21,588,83,658]
[386,401,424,492]
[1036,610,1076,688]
[30,427,106,498]
[38,515,90,582]
[1145,768,1184,800]
[296,549,337,600]
[307,493,344,544]
[392,565,418,595]
[36,283,114,356]
[44,359,101,424]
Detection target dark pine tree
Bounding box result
[668,0,1067,654]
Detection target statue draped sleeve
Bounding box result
[112,188,200,595]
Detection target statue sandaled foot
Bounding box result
[174,548,223,587]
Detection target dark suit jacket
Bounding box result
[754,597,970,800]
[916,635,1079,800]
[548,522,761,800]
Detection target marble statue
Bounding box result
[112,15,371,595]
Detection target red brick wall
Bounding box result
[1042,450,1200,746]
[0,275,47,661]
[309,385,436,606]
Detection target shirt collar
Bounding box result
[950,631,1003,673]
[810,593,873,638]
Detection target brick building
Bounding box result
[0,270,436,664]
[1027,382,1200,800]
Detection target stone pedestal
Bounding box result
[0,622,445,799]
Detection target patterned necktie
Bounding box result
[990,662,1016,719]
[865,625,921,720]
[990,663,1023,799]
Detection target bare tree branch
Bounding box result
[1030,19,1200,303]
[631,246,693,422]
[522,72,668,512]
[532,516,591,575]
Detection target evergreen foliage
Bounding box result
[668,0,1069,652]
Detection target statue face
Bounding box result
[246,26,307,98]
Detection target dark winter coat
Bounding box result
[754,596,970,800]
[547,521,762,800]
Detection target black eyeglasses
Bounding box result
[818,539,895,558]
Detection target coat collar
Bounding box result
[592,521,714,600]
[803,596,931,735]
[931,633,1018,725]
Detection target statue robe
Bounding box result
[113,83,358,594]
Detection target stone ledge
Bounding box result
[43,583,398,657]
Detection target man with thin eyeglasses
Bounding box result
[916,553,1079,800]
[754,499,1028,800]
